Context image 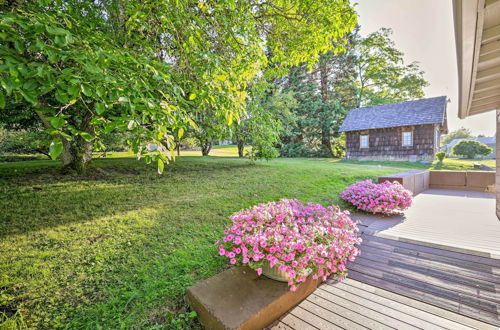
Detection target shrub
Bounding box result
[436,151,446,162]
[340,180,413,214]
[452,140,492,159]
[216,199,361,291]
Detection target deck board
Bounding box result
[272,234,500,330]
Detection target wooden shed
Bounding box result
[339,96,448,161]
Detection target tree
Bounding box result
[191,110,230,156]
[0,128,51,157]
[277,27,427,157]
[1,0,357,173]
[355,28,428,107]
[442,127,474,146]
[452,140,492,159]
[233,86,296,160]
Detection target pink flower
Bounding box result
[216,199,360,291]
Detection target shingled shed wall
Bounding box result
[345,124,438,161]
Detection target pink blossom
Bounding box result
[340,180,412,215]
[216,199,360,291]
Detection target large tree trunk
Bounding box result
[36,109,94,174]
[237,139,245,157]
[319,62,334,157]
[60,137,94,174]
[201,142,212,156]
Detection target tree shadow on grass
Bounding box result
[0,157,260,238]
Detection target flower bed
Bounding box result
[340,180,413,214]
[216,199,361,291]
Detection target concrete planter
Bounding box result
[261,262,312,282]
[187,266,321,330]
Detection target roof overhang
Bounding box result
[453,0,500,119]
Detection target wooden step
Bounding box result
[356,250,499,294]
[361,235,500,267]
[340,278,498,330]
[348,268,500,326]
[359,245,500,285]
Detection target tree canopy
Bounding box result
[0,0,357,172]
[277,27,428,157]
[452,140,492,159]
[442,127,474,146]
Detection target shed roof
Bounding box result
[339,96,448,132]
[447,137,496,149]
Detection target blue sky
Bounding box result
[355,0,496,136]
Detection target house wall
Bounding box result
[345,124,438,161]
[496,111,500,219]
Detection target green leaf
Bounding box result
[157,158,164,174]
[188,93,196,100]
[79,132,94,142]
[19,90,37,105]
[68,85,80,97]
[0,90,4,109]
[49,138,63,160]
[49,117,65,129]
[14,40,25,53]
[95,103,105,115]
[55,90,69,103]
[81,84,93,97]
[46,25,70,36]
[96,87,106,97]
[178,127,184,139]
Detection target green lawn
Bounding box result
[0,151,495,329]
[0,156,403,329]
[339,158,496,171]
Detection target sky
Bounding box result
[355,0,496,136]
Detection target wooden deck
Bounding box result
[271,235,500,329]
[352,189,500,259]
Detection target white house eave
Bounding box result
[453,0,500,118]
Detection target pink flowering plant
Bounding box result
[340,180,413,215]
[216,199,361,291]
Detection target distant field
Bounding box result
[94,145,249,159]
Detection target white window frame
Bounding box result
[402,131,413,147]
[360,135,369,148]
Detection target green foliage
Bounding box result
[0,156,398,328]
[452,140,492,159]
[233,84,294,161]
[1,0,357,172]
[441,127,474,146]
[0,128,51,157]
[278,27,427,158]
[436,151,446,162]
[355,28,428,106]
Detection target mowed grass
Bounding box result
[0,147,495,329]
[0,155,402,329]
[338,158,495,171]
[97,145,250,159]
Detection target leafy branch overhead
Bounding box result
[0,0,357,173]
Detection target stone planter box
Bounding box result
[378,170,429,195]
[379,170,495,194]
[429,170,495,192]
[187,266,320,330]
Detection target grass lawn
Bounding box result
[338,158,495,171]
[0,155,406,329]
[0,148,495,329]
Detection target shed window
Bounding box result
[360,135,369,148]
[402,131,413,146]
